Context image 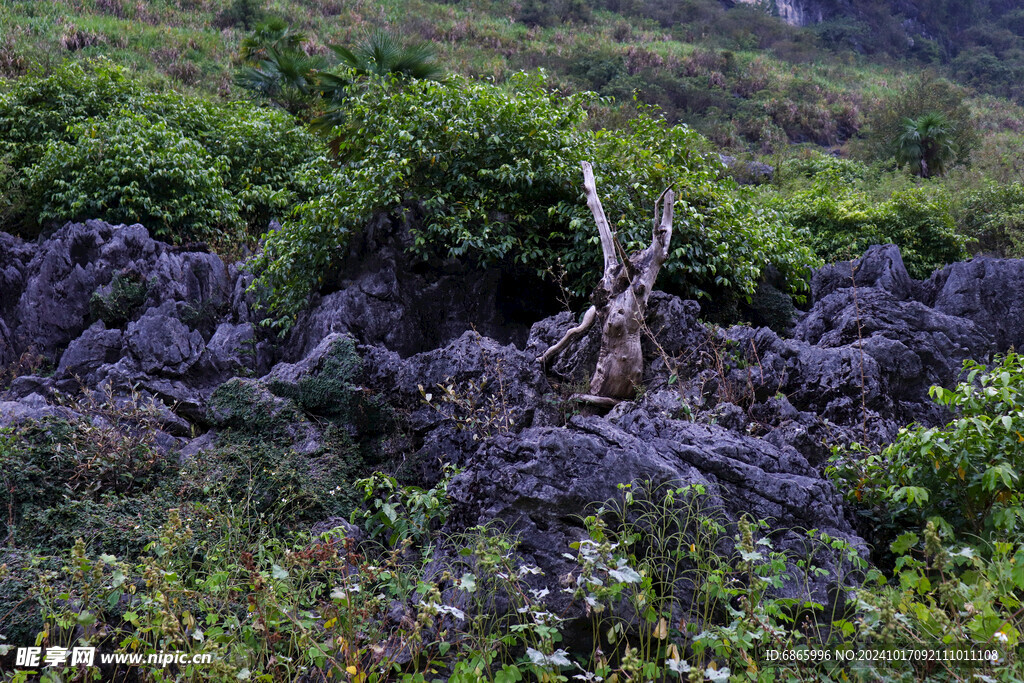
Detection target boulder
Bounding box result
[446,411,863,625]
[127,307,206,376]
[12,221,157,357]
[207,322,257,375]
[810,243,915,301]
[920,256,1024,352]
[56,322,125,381]
[0,392,70,427]
[0,318,14,369]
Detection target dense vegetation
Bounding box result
[0,60,321,245]
[253,70,816,328]
[3,0,1024,681]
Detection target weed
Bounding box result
[88,269,151,328]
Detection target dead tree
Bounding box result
[540,161,674,406]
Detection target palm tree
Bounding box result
[235,48,326,116]
[312,30,443,149]
[239,17,307,65]
[324,29,442,93]
[235,18,325,116]
[893,112,959,178]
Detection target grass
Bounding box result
[3,0,1024,159]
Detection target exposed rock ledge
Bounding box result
[4,222,1024,626]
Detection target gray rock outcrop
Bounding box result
[8,219,1024,642]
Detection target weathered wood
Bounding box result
[541,162,675,400]
[539,305,597,367]
[569,393,622,408]
[580,161,619,276]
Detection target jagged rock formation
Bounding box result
[283,211,560,361]
[3,223,1024,634]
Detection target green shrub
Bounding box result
[0,59,321,240]
[89,269,151,327]
[0,550,57,645]
[956,182,1024,256]
[775,165,965,278]
[861,72,979,170]
[778,152,868,186]
[835,353,1024,543]
[26,110,242,241]
[0,58,142,168]
[153,95,325,236]
[0,415,177,555]
[180,427,363,525]
[252,71,818,329]
[866,523,1024,653]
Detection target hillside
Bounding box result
[4,0,1024,157]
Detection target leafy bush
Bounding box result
[778,152,868,186]
[0,59,321,241]
[181,427,363,525]
[838,353,1024,543]
[956,182,1024,256]
[0,410,177,556]
[861,73,979,170]
[27,111,242,242]
[252,71,818,329]
[774,165,965,278]
[857,522,1024,664]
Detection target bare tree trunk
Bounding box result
[540,161,674,403]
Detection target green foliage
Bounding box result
[861,73,979,171]
[234,24,326,116]
[328,28,442,82]
[238,17,306,63]
[351,469,454,548]
[518,0,592,27]
[956,182,1024,257]
[774,162,965,278]
[208,377,306,438]
[267,336,394,435]
[7,464,1022,682]
[840,353,1024,542]
[183,426,363,526]
[27,110,242,241]
[88,269,151,328]
[0,407,177,556]
[252,71,817,329]
[0,59,320,241]
[216,0,266,30]
[204,342,393,524]
[567,481,870,681]
[852,522,1024,673]
[0,551,58,645]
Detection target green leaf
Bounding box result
[891,532,919,555]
